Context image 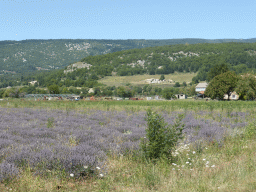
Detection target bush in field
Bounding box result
[140,109,184,161]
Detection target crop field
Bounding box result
[98,72,197,87]
[0,99,256,191]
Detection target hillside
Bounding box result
[77,42,256,82]
[98,73,197,87]
[1,38,256,75]
[2,41,256,88]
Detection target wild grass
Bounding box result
[98,72,197,87]
[1,128,256,191]
[1,98,256,113]
[0,99,256,191]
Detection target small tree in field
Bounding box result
[140,109,184,162]
[159,74,165,81]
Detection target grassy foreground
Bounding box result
[0,99,256,191]
[1,126,255,191]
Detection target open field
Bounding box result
[98,72,197,87]
[0,99,256,191]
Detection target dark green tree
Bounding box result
[235,73,256,100]
[206,63,229,82]
[48,85,60,94]
[174,82,180,87]
[159,74,165,81]
[162,88,176,100]
[205,71,238,100]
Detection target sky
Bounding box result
[1,0,256,41]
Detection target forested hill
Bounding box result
[1,38,256,75]
[29,42,256,88]
[1,40,256,88]
[79,42,256,79]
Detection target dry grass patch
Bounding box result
[98,72,197,87]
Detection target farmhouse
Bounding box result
[195,82,208,93]
[224,91,239,100]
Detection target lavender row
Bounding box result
[0,107,250,180]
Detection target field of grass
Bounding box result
[98,72,197,87]
[0,99,256,191]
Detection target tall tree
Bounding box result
[206,63,229,82]
[205,71,238,100]
[235,73,256,100]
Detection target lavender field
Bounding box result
[0,105,251,182]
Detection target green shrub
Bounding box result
[47,117,55,128]
[140,109,184,162]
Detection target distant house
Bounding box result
[175,94,187,99]
[224,91,239,100]
[195,82,208,93]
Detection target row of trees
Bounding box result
[205,70,256,100]
[0,83,197,99]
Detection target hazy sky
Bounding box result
[1,0,255,41]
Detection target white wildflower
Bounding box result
[206,161,209,165]
[188,158,190,160]
[99,174,104,177]
[211,165,215,168]
[70,173,74,177]
[189,163,191,165]
[172,163,176,166]
[192,151,196,154]
[186,162,189,164]
[84,166,88,169]
[203,159,206,161]
[96,167,101,170]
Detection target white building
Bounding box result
[224,91,239,100]
[195,82,208,92]
[175,94,187,99]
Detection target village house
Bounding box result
[195,82,208,98]
[223,91,239,100]
[195,82,208,93]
